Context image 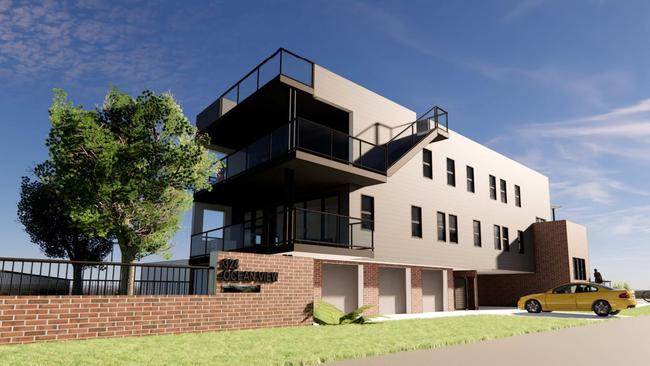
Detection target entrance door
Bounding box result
[454,278,467,310]
[422,270,444,312]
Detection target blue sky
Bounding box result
[1,0,648,288]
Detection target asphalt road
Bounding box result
[329,316,650,365]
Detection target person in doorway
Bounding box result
[594,269,603,284]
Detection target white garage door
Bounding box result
[379,267,406,314]
[321,264,358,313]
[422,270,444,312]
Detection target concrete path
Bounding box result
[329,315,650,365]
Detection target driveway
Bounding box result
[329,315,650,365]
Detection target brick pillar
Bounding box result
[447,269,455,311]
[410,267,423,313]
[363,263,379,315]
[313,260,322,304]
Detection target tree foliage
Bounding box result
[17,177,113,294]
[37,88,218,293]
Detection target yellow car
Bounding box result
[517,282,636,317]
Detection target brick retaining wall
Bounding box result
[0,252,314,345]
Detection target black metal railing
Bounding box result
[190,207,374,258]
[0,257,213,296]
[214,48,314,119]
[386,106,448,167]
[208,118,387,184]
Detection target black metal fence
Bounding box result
[0,257,214,296]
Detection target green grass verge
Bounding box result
[0,315,593,366]
[621,304,650,317]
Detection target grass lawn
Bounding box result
[621,304,650,317]
[0,315,594,366]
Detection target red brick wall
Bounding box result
[363,263,379,315]
[478,221,573,306]
[410,268,422,313]
[0,252,314,345]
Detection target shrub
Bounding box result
[613,282,632,290]
[314,300,375,325]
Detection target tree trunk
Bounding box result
[119,244,137,295]
[71,263,84,295]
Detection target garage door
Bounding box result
[321,264,358,313]
[454,277,467,310]
[379,267,406,314]
[422,270,444,312]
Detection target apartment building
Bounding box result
[189,48,589,312]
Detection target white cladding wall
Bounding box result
[350,131,550,272]
[313,65,416,145]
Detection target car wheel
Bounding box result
[609,310,621,316]
[525,300,542,313]
[593,300,611,317]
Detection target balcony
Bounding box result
[206,117,386,187]
[190,208,374,259]
[197,48,314,132]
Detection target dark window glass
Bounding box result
[466,166,475,193]
[449,214,458,243]
[494,225,501,250]
[411,206,422,238]
[423,149,432,179]
[502,227,510,251]
[518,230,524,254]
[500,179,507,203]
[437,212,446,241]
[573,257,586,280]
[446,158,456,186]
[489,175,497,200]
[473,220,481,247]
[361,195,374,230]
[515,185,521,207]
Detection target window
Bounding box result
[411,206,422,238]
[473,220,481,247]
[573,257,586,280]
[500,179,507,203]
[466,166,475,193]
[449,214,458,243]
[517,230,524,254]
[553,285,576,294]
[422,149,432,179]
[515,185,521,207]
[502,227,510,251]
[489,175,497,200]
[494,225,501,250]
[536,217,546,223]
[446,158,456,186]
[436,212,446,241]
[361,195,374,230]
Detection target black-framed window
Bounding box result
[473,220,481,247]
[423,149,432,179]
[437,211,446,241]
[446,158,456,186]
[361,195,374,230]
[573,257,586,280]
[411,206,422,238]
[502,227,510,251]
[449,214,458,243]
[518,230,524,254]
[500,179,507,203]
[466,166,475,193]
[494,225,501,250]
[489,175,497,200]
[514,185,521,207]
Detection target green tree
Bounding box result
[38,89,218,294]
[17,177,113,294]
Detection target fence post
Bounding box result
[208,251,218,295]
